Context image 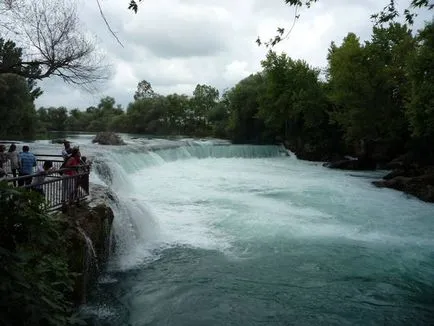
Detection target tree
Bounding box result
[0,0,107,87]
[190,84,219,132]
[0,38,41,81]
[127,95,168,134]
[364,23,415,146]
[134,79,156,100]
[327,33,378,145]
[66,108,87,131]
[36,107,68,132]
[0,73,36,139]
[258,51,334,157]
[226,73,267,143]
[207,101,230,138]
[326,25,417,160]
[165,93,190,134]
[405,21,434,163]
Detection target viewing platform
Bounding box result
[1,154,90,211]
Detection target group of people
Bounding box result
[0,143,47,187]
[0,141,91,204]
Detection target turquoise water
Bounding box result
[78,143,434,326]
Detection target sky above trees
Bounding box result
[33,0,431,109]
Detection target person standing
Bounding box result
[7,144,20,186]
[62,147,81,206]
[18,145,36,186]
[31,160,54,196]
[62,141,72,161]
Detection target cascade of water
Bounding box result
[77,226,99,273]
[103,143,290,176]
[91,141,295,270]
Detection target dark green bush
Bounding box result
[0,182,83,325]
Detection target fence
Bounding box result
[35,154,65,170]
[2,154,90,211]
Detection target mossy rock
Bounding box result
[92,132,125,145]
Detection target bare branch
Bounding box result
[257,5,301,48]
[95,0,124,47]
[0,0,110,89]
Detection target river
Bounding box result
[31,135,434,325]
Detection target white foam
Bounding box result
[91,143,434,271]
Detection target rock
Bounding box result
[282,139,343,162]
[324,157,377,170]
[51,138,68,144]
[92,132,125,145]
[373,173,434,203]
[62,185,115,304]
[383,169,406,180]
[384,152,416,170]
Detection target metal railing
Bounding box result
[2,154,91,211]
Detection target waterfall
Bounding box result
[100,143,292,176]
[91,141,295,270]
[77,226,99,274]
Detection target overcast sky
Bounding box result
[34,0,431,110]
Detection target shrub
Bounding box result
[0,182,83,325]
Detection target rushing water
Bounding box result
[27,136,434,325]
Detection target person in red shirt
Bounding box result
[65,147,81,175]
[62,147,81,207]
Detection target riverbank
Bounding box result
[282,141,434,203]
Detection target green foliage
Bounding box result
[327,33,375,144]
[33,83,227,138]
[3,10,432,164]
[259,52,327,135]
[0,38,44,139]
[259,51,337,155]
[405,21,434,163]
[327,24,415,154]
[0,38,42,79]
[37,107,69,132]
[0,182,82,326]
[406,21,434,139]
[134,79,156,100]
[226,73,267,143]
[0,73,37,139]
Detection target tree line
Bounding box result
[2,20,431,164]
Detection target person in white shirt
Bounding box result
[62,141,72,161]
[31,161,54,196]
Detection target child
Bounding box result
[31,160,54,196]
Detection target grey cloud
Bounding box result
[34,0,425,110]
[126,23,228,59]
[122,3,233,59]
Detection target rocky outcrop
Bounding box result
[373,172,434,203]
[282,139,344,162]
[51,138,69,144]
[92,132,125,145]
[62,184,115,304]
[323,157,377,170]
[369,148,434,202]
